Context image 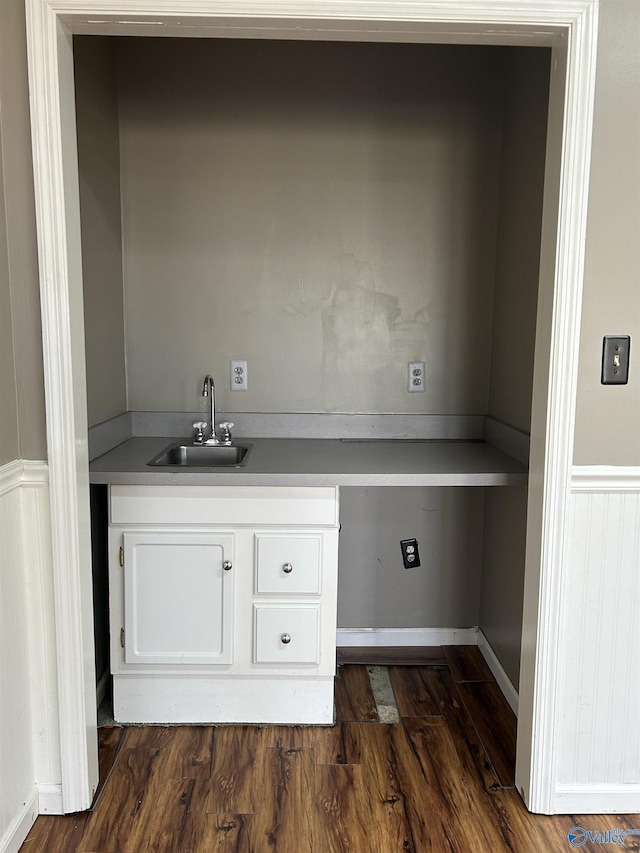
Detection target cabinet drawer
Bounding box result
[255,534,322,595]
[254,605,320,664]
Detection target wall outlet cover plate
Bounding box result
[230,359,248,391]
[408,362,425,393]
[400,538,421,569]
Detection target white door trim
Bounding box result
[25,0,599,813]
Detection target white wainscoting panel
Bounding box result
[20,466,62,814]
[555,471,640,813]
[0,460,59,853]
[0,461,39,849]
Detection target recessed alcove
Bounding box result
[75,35,550,705]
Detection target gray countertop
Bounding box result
[89,437,528,487]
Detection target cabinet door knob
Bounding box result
[223,560,233,571]
[283,562,293,574]
[281,633,291,644]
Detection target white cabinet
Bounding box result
[109,485,339,724]
[122,531,234,666]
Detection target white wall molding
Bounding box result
[336,627,479,647]
[0,785,38,853]
[477,630,519,717]
[571,465,640,492]
[37,783,64,815]
[553,785,640,815]
[514,0,599,816]
[0,459,49,492]
[19,460,49,482]
[0,459,28,496]
[26,0,100,811]
[0,459,39,497]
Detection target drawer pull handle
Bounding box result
[283,563,293,574]
[281,633,291,644]
[223,561,233,571]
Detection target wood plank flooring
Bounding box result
[21,648,640,852]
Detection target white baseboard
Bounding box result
[552,784,640,815]
[114,675,335,724]
[0,786,38,853]
[336,627,479,647]
[477,630,519,717]
[38,783,64,815]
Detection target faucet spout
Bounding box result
[202,374,219,444]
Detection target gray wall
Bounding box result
[117,39,503,415]
[479,487,528,688]
[574,0,640,466]
[75,37,127,428]
[337,487,484,628]
[0,0,46,464]
[479,48,550,688]
[487,48,550,435]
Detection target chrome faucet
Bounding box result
[196,375,234,446]
[201,374,219,444]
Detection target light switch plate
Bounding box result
[601,336,630,385]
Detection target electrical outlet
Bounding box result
[601,336,630,385]
[400,538,420,569]
[408,362,425,393]
[230,360,248,391]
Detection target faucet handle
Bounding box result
[218,422,234,444]
[193,421,207,444]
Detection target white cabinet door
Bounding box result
[122,531,234,665]
[254,604,320,664]
[254,533,322,595]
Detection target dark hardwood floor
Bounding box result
[21,648,640,852]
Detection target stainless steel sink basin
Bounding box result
[147,443,253,468]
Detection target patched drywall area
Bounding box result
[116,39,504,414]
